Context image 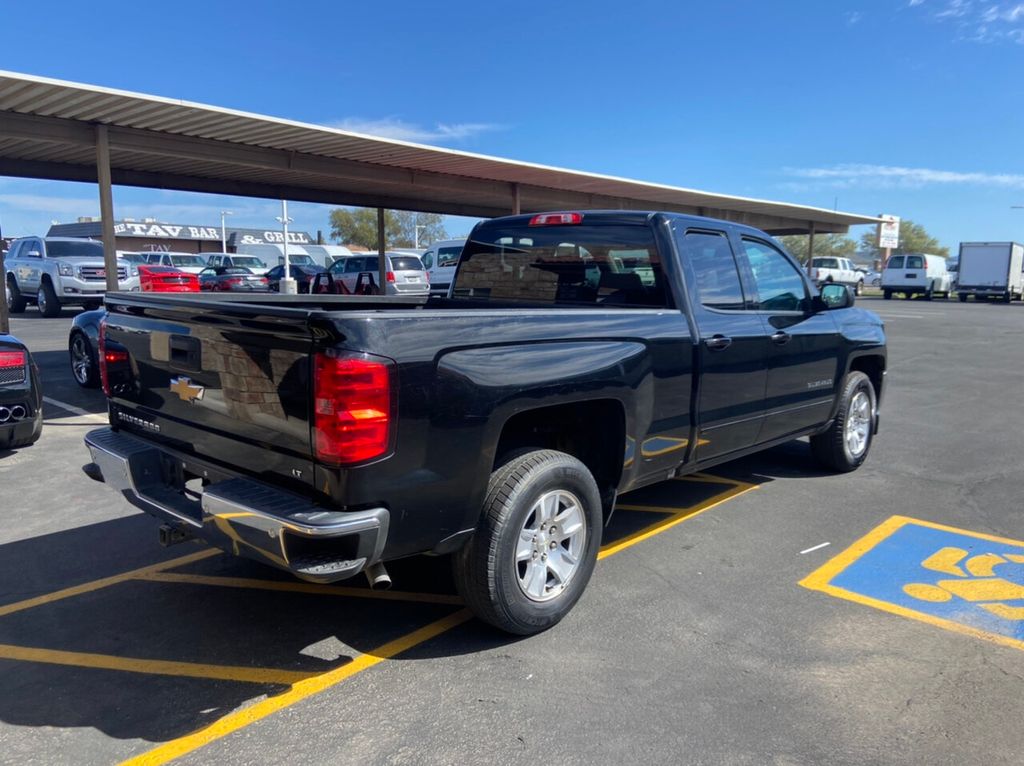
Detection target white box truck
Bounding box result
[956,242,1024,302]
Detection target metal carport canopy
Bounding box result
[0,70,880,236]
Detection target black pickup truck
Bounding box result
[84,211,885,634]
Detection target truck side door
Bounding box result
[674,225,767,460]
[737,236,840,442]
[22,238,44,294]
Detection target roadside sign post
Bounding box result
[878,214,900,267]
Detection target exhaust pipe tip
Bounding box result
[364,562,392,591]
[10,405,26,421]
[0,407,10,423]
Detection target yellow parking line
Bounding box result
[676,472,745,486]
[0,549,220,618]
[599,482,757,560]
[119,609,473,766]
[106,474,753,765]
[614,503,681,514]
[0,643,319,686]
[135,571,464,605]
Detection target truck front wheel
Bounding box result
[810,371,876,473]
[453,449,602,635]
[37,279,61,317]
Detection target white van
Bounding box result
[419,238,466,296]
[881,253,952,300]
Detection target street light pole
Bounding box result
[220,210,233,252]
[276,200,297,294]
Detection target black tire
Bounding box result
[855,280,864,296]
[6,276,26,313]
[883,290,892,300]
[69,331,100,388]
[1002,292,1012,304]
[37,279,61,317]
[924,283,933,301]
[453,449,602,635]
[82,300,102,311]
[958,293,967,303]
[810,371,876,473]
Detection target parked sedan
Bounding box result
[0,333,43,449]
[199,266,269,292]
[265,264,326,293]
[139,265,200,292]
[68,308,104,388]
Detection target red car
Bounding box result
[138,265,200,292]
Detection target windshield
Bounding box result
[389,256,424,271]
[811,258,839,268]
[169,255,206,267]
[220,267,253,275]
[46,240,104,258]
[231,256,265,268]
[452,222,669,308]
[437,246,462,267]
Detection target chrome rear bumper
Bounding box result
[84,427,388,583]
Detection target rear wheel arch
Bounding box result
[492,399,627,521]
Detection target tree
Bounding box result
[858,218,949,259]
[328,208,448,249]
[776,233,857,265]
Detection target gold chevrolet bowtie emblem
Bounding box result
[169,376,204,403]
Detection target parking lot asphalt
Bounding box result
[2,296,1024,766]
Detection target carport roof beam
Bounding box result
[0,70,882,235]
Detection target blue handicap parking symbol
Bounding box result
[802,516,1024,645]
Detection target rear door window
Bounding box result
[906,255,924,269]
[677,230,746,311]
[888,256,905,269]
[453,222,669,308]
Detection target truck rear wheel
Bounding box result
[810,371,876,473]
[453,449,602,635]
[6,276,26,313]
[958,293,967,302]
[883,290,892,300]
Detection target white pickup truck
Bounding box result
[4,236,139,316]
[807,257,864,295]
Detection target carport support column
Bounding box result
[806,222,816,272]
[376,208,387,295]
[96,125,119,293]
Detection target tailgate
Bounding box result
[103,297,317,487]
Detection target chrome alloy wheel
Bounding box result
[844,390,872,459]
[71,334,92,385]
[516,490,587,603]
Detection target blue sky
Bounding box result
[2,0,1024,251]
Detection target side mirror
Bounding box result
[819,283,854,310]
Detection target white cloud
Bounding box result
[911,0,1024,42]
[782,163,1024,189]
[845,10,863,25]
[327,117,500,144]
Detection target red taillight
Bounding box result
[0,350,25,369]
[313,353,393,465]
[386,271,395,283]
[259,277,269,285]
[529,212,583,226]
[98,319,128,397]
[226,277,243,286]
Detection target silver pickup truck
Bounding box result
[4,236,139,316]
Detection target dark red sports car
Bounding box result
[139,265,200,292]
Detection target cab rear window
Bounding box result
[452,222,669,308]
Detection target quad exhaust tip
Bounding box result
[10,405,26,420]
[0,407,9,423]
[364,562,392,591]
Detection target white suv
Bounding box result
[5,237,140,317]
[807,256,864,295]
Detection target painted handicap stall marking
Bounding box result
[801,516,1024,649]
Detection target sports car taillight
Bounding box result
[0,350,25,369]
[313,352,394,465]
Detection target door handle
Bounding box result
[771,331,791,346]
[705,335,733,351]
